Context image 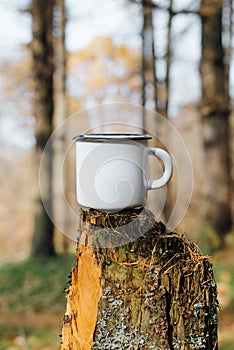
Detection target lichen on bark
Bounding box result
[61,208,219,350]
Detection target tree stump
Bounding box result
[61,208,219,350]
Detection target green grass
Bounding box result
[0,324,61,350]
[212,247,234,350]
[220,343,234,350]
[213,249,234,312]
[0,254,74,314]
[0,254,75,350]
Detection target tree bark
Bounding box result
[52,0,68,249]
[200,0,232,239]
[31,0,55,256]
[141,0,157,129]
[164,0,173,118]
[61,208,218,349]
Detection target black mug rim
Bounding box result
[73,133,152,141]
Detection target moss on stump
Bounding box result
[61,207,219,350]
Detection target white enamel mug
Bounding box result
[73,134,173,210]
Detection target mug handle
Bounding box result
[147,147,173,190]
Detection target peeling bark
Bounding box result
[61,245,102,350]
[61,208,219,349]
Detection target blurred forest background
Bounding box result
[0,0,234,349]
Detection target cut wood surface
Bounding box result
[61,208,219,350]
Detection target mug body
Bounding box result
[74,134,151,210]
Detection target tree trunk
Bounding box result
[61,208,218,349]
[31,0,55,256]
[163,0,174,222]
[200,0,232,239]
[164,0,173,118]
[52,0,68,249]
[141,0,157,129]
